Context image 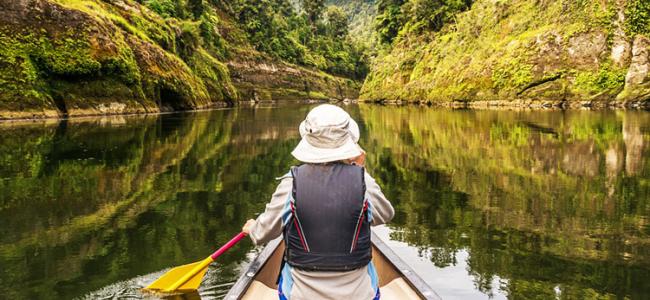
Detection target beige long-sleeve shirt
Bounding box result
[248,170,394,300]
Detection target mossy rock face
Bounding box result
[0,0,237,118]
[618,36,650,103]
[361,0,650,106]
[0,0,364,118]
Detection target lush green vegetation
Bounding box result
[2,0,649,115]
[0,0,369,117]
[361,0,650,104]
[375,0,473,44]
[626,0,650,35]
[140,0,369,78]
[216,0,368,79]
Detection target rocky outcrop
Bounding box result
[619,36,650,102]
[361,0,650,108]
[228,60,359,101]
[0,0,233,119]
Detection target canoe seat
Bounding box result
[241,281,277,300]
[380,277,422,299]
[241,278,421,299]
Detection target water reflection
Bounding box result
[0,107,308,299]
[359,106,650,299]
[0,105,648,299]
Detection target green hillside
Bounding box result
[361,0,650,108]
[0,0,366,119]
[1,0,648,118]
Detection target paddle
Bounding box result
[145,232,248,293]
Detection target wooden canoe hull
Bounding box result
[224,231,440,300]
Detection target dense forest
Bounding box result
[0,0,649,119]
[214,0,368,78]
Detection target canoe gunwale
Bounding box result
[223,230,441,300]
[223,236,283,300]
[370,231,441,300]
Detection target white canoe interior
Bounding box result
[239,242,424,300]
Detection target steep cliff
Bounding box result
[361,0,650,108]
[0,0,360,119]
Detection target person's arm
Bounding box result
[242,176,293,245]
[364,172,394,226]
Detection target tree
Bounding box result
[325,6,348,37]
[188,0,204,19]
[627,0,650,35]
[228,0,367,77]
[302,0,325,24]
[407,0,473,32]
[375,0,473,44]
[375,0,405,44]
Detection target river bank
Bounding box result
[370,99,650,110]
[4,98,650,123]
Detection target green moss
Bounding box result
[0,32,51,106]
[32,36,101,77]
[268,88,309,100]
[99,45,141,86]
[0,22,145,101]
[48,78,140,108]
[589,0,618,31]
[177,21,201,60]
[52,0,106,16]
[492,58,534,91]
[308,91,329,100]
[126,13,176,51]
[626,0,650,35]
[107,15,148,42]
[573,63,626,95]
[189,48,237,101]
[199,14,228,60]
[144,0,177,18]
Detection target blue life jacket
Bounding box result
[283,163,372,271]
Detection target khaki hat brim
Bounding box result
[291,136,362,163]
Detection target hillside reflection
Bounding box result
[0,107,307,299]
[360,106,650,298]
[0,105,648,299]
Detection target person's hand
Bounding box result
[242,219,256,234]
[351,147,366,166]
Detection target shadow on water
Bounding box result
[0,104,648,299]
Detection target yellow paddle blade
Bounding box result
[145,258,211,292]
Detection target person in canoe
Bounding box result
[241,104,395,300]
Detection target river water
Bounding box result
[0,104,648,299]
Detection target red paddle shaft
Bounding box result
[210,232,248,260]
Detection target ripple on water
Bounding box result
[79,267,238,300]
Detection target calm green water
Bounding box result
[1,104,649,299]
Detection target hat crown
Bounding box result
[304,104,350,128]
[300,105,358,148]
[292,104,361,163]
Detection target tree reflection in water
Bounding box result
[359,106,650,299]
[0,105,648,299]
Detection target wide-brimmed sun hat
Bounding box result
[291,104,361,163]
